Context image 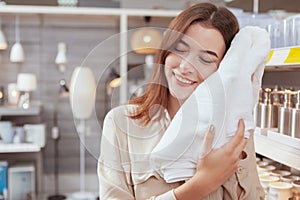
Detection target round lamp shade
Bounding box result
[0,30,7,50]
[69,66,96,120]
[10,42,25,63]
[131,28,163,54]
[17,73,37,92]
[109,77,121,88]
[107,68,121,88]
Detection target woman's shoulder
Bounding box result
[102,104,141,140]
[106,104,138,118]
[104,104,139,127]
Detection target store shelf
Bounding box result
[265,46,300,71]
[0,5,180,17]
[0,103,41,117]
[0,143,41,153]
[254,128,300,170]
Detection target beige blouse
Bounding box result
[98,105,264,200]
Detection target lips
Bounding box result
[173,72,195,85]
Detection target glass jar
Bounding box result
[293,180,300,200]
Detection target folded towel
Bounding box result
[150,26,270,183]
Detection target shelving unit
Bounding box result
[265,46,300,71]
[0,143,41,153]
[0,5,179,104]
[0,5,180,17]
[254,129,300,170]
[0,5,178,195]
[255,45,300,170]
[0,101,43,193]
[0,103,41,117]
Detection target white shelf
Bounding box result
[254,128,300,170]
[0,5,180,17]
[0,103,41,117]
[265,46,300,71]
[258,46,300,169]
[0,143,41,153]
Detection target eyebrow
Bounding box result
[201,50,219,59]
[179,39,219,59]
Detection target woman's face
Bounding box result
[164,23,226,101]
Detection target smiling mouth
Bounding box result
[173,73,195,85]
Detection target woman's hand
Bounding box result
[174,119,247,200]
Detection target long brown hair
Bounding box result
[128,2,239,125]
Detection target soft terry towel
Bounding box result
[150,26,271,183]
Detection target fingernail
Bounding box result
[209,124,215,132]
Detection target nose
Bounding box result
[179,57,194,74]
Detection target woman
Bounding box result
[98,2,263,199]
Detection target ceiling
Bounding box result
[227,0,300,13]
[2,0,300,13]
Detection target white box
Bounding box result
[8,165,35,200]
[23,124,46,148]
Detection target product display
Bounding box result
[291,91,300,139]
[269,181,293,200]
[0,121,14,144]
[293,180,300,200]
[278,90,293,135]
[257,156,300,200]
[0,162,7,199]
[255,86,300,140]
[256,88,278,128]
[7,83,20,106]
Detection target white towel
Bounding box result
[150,26,270,183]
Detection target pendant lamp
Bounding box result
[0,17,7,50]
[130,16,163,54]
[10,15,25,63]
[55,42,68,73]
[105,68,121,113]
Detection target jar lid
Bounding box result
[269,181,293,189]
[271,170,291,177]
[293,180,300,189]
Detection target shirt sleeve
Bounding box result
[237,131,265,200]
[98,110,136,199]
[223,131,265,200]
[98,109,178,200]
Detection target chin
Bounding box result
[171,91,191,102]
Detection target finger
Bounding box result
[226,119,245,149]
[199,125,215,159]
[234,137,248,158]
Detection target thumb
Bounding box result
[199,125,215,159]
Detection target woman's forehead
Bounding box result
[180,23,226,58]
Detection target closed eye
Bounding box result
[173,40,189,53]
[199,57,214,64]
[174,47,187,53]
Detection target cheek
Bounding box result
[165,53,181,69]
[202,68,217,79]
[194,66,217,82]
